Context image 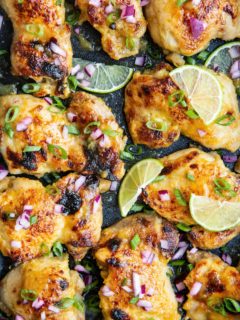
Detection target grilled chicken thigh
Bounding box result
[0,255,85,320]
[183,251,240,320]
[77,0,147,60]
[0,0,72,97]
[143,148,240,249]
[0,92,126,180]
[125,64,240,151]
[0,173,102,262]
[95,213,181,320]
[145,0,240,56]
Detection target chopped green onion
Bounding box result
[30,215,38,225]
[3,123,14,138]
[23,146,41,152]
[126,37,135,51]
[22,83,40,93]
[197,51,209,61]
[56,0,62,5]
[169,259,185,267]
[224,298,240,313]
[45,185,60,196]
[146,120,168,132]
[40,242,50,256]
[176,223,192,232]
[55,297,74,309]
[48,96,66,113]
[84,121,100,134]
[177,0,187,6]
[52,241,63,256]
[185,57,196,65]
[215,114,235,126]
[121,278,128,286]
[20,289,38,301]
[207,299,227,316]
[73,295,85,312]
[25,24,44,37]
[18,0,24,4]
[102,129,119,137]
[187,263,194,271]
[214,178,231,191]
[66,125,80,135]
[120,151,135,161]
[125,144,142,155]
[152,175,165,183]
[106,11,120,25]
[130,234,140,250]
[66,10,80,25]
[131,203,144,212]
[168,90,185,107]
[0,50,8,56]
[186,173,195,181]
[186,109,199,119]
[48,144,68,159]
[174,189,187,206]
[130,296,139,304]
[5,106,19,123]
[68,75,79,91]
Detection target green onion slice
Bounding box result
[120,151,135,161]
[0,50,8,56]
[5,106,19,123]
[168,90,185,107]
[224,298,240,313]
[22,83,40,93]
[130,234,140,250]
[186,172,195,181]
[20,289,38,301]
[55,297,74,309]
[48,144,67,159]
[25,24,44,37]
[126,37,135,50]
[176,222,192,232]
[215,114,236,126]
[174,188,187,206]
[40,242,50,256]
[30,215,38,225]
[52,241,63,256]
[23,145,41,152]
[146,119,168,132]
[102,129,119,137]
[186,109,199,119]
[66,125,80,135]
[177,0,187,6]
[125,144,142,155]
[84,121,100,134]
[45,185,60,196]
[130,296,139,304]
[68,75,79,91]
[3,123,14,139]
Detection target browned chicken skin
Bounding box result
[0,0,72,97]
[184,251,240,320]
[145,0,240,56]
[0,173,102,262]
[0,92,126,180]
[125,64,240,152]
[95,213,181,320]
[143,148,240,249]
[0,255,85,320]
[77,0,147,60]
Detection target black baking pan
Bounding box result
[0,1,239,319]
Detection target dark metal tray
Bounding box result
[0,2,239,319]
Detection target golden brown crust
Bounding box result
[95,213,181,320]
[0,255,85,320]
[77,0,147,60]
[0,173,102,262]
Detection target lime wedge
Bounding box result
[169,65,223,125]
[119,159,163,217]
[205,41,240,74]
[189,194,240,232]
[72,58,133,93]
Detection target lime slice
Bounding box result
[205,41,240,74]
[72,58,133,93]
[119,159,163,217]
[189,194,240,232]
[169,65,223,125]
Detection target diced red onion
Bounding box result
[105,4,114,14]
[48,305,60,313]
[99,134,110,148]
[126,15,136,23]
[54,204,64,213]
[84,64,96,77]
[80,80,91,87]
[102,285,115,297]
[67,112,77,122]
[121,5,135,18]
[229,46,240,59]
[141,284,146,294]
[122,285,132,293]
[176,293,184,303]
[93,194,101,212]
[190,281,202,296]
[15,212,30,231]
[146,287,154,296]
[54,58,61,66]
[11,240,22,248]
[137,300,152,311]
[222,253,232,265]
[16,123,28,132]
[158,190,170,201]
[41,312,46,320]
[15,316,24,320]
[110,181,118,191]
[76,71,85,80]
[0,15,3,31]
[178,241,188,248]
[44,97,53,105]
[231,70,240,79]
[22,117,33,126]
[176,281,186,292]
[0,169,8,180]
[83,274,93,285]
[89,0,101,7]
[141,250,155,264]
[135,56,145,67]
[62,125,68,139]
[74,27,80,35]
[230,60,240,79]
[23,205,33,213]
[197,129,206,137]
[95,194,101,203]
[172,245,188,260]
[189,247,198,254]
[32,298,44,310]
[74,264,90,273]
[140,0,150,6]
[132,272,141,297]
[190,18,204,39]
[192,0,201,5]
[160,239,169,250]
[90,128,103,140]
[50,42,66,57]
[46,137,52,144]
[222,155,238,163]
[213,63,220,72]
[71,64,81,76]
[75,175,86,192]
